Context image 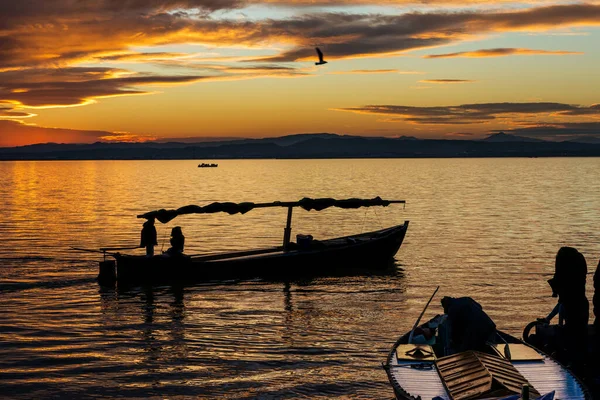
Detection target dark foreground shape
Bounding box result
[384,315,590,400]
[523,320,600,399]
[113,222,408,284]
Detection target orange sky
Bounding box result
[0,1,599,146]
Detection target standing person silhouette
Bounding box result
[547,247,589,367]
[140,218,158,257]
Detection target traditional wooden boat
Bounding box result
[384,315,590,400]
[94,197,408,284]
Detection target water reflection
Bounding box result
[3,159,600,398]
[94,275,405,398]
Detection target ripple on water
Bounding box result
[1,158,600,398]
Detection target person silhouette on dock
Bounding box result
[166,226,185,256]
[140,218,158,257]
[547,247,589,365]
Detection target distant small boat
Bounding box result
[384,315,590,399]
[198,163,218,168]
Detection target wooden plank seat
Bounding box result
[436,351,541,400]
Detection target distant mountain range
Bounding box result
[481,132,545,143]
[1,132,600,160]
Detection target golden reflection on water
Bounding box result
[1,158,600,398]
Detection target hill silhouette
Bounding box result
[1,133,600,160]
[483,132,545,143]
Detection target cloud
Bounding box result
[0,69,208,108]
[0,105,37,119]
[245,4,600,62]
[424,47,583,58]
[98,52,195,62]
[338,102,600,125]
[420,79,475,83]
[0,120,156,147]
[329,69,423,74]
[1,1,599,129]
[2,3,599,71]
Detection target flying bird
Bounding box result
[315,47,328,66]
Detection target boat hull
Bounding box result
[113,221,408,283]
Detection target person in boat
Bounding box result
[411,326,437,345]
[440,296,496,353]
[139,217,158,256]
[166,226,185,256]
[547,247,589,364]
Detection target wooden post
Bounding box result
[98,260,116,286]
[283,206,293,251]
[521,384,530,400]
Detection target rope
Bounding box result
[160,226,169,252]
[361,209,369,233]
[373,208,383,229]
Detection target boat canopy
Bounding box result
[138,196,405,224]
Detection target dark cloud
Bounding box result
[338,102,600,125]
[329,69,422,74]
[98,52,192,62]
[2,3,599,70]
[0,69,207,107]
[424,47,583,58]
[0,1,243,20]
[420,79,474,83]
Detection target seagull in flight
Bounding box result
[315,47,328,65]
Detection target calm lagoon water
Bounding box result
[1,158,599,399]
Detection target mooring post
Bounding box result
[98,259,116,286]
[283,206,293,251]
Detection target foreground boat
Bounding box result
[95,197,408,284]
[384,315,590,400]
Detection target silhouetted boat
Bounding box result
[384,315,590,400]
[98,197,408,284]
[198,163,218,167]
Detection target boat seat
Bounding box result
[396,344,436,361]
[490,344,543,361]
[436,351,540,400]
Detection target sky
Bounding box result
[0,0,599,146]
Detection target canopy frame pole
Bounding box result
[408,286,440,344]
[283,206,293,251]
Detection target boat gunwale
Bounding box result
[114,221,409,262]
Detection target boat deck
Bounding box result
[387,343,588,400]
[388,358,447,399]
[513,356,586,400]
